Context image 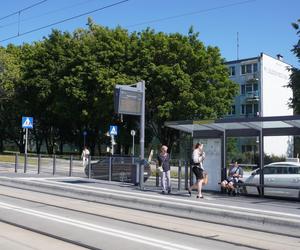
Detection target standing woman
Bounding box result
[157,145,171,194]
[188,143,206,198]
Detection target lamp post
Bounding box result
[83,131,87,147]
[131,130,136,156]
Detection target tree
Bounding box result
[126,27,238,150]
[2,21,238,155]
[287,19,300,113]
[0,45,23,152]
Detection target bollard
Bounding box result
[108,156,112,181]
[52,155,56,175]
[88,155,91,179]
[69,155,73,177]
[156,164,159,187]
[37,154,41,174]
[185,161,189,190]
[24,153,27,173]
[139,160,144,190]
[178,160,181,191]
[15,153,18,173]
[189,164,193,186]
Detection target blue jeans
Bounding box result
[161,170,171,191]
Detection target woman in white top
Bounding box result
[81,146,90,167]
[188,143,205,198]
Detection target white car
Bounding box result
[244,162,300,199]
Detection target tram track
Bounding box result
[0,185,299,250]
[0,218,97,250]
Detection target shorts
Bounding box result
[192,166,204,180]
[224,177,238,186]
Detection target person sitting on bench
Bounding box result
[221,160,243,195]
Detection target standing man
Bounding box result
[157,145,171,194]
[81,146,90,167]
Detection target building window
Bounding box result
[241,85,245,95]
[246,64,252,73]
[240,103,259,116]
[241,65,246,75]
[246,104,252,114]
[254,103,259,115]
[253,83,258,91]
[228,105,235,115]
[253,63,258,73]
[246,84,253,93]
[240,63,258,75]
[241,104,245,114]
[229,66,235,76]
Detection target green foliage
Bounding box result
[0,20,238,154]
[288,19,300,113]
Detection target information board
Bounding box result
[114,88,142,115]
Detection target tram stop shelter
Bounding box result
[165,115,300,196]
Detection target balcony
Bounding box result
[245,91,259,103]
[245,73,259,83]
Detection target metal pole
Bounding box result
[189,164,193,186]
[69,155,73,177]
[24,154,27,173]
[132,135,135,156]
[88,155,91,179]
[52,154,56,175]
[259,129,264,197]
[185,160,188,190]
[108,156,112,181]
[178,160,181,191]
[15,153,18,173]
[38,154,41,174]
[139,81,145,189]
[111,135,114,155]
[25,128,28,155]
[156,164,159,187]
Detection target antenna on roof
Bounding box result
[237,32,239,60]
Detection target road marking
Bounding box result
[0,201,199,250]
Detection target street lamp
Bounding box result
[83,131,87,147]
[131,130,136,156]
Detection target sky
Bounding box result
[0,0,299,67]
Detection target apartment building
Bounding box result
[226,53,293,156]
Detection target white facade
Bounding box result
[227,53,292,156]
[261,53,292,116]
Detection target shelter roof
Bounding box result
[165,115,300,138]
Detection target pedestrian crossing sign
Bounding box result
[22,117,33,129]
[109,125,118,136]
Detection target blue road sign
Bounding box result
[109,125,118,136]
[22,117,33,129]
